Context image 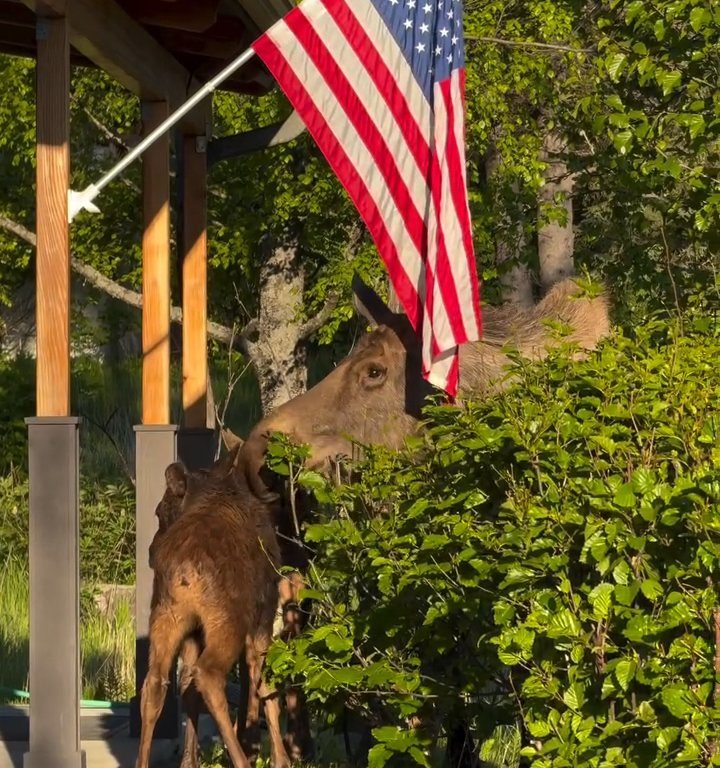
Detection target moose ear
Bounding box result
[352,273,395,329]
[165,462,188,498]
[221,427,243,452]
[212,442,242,478]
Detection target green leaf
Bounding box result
[589,583,614,619]
[655,69,682,97]
[656,726,680,751]
[368,744,392,768]
[547,609,582,639]
[661,684,692,718]
[689,7,712,32]
[614,658,637,691]
[613,482,636,508]
[640,579,662,600]
[605,52,627,81]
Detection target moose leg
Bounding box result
[241,637,262,760]
[259,680,291,768]
[246,631,291,768]
[280,572,314,760]
[193,636,251,768]
[179,634,203,768]
[136,609,186,768]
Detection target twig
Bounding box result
[714,608,720,707]
[0,214,249,350]
[659,218,683,335]
[298,294,340,340]
[79,409,136,486]
[466,35,592,54]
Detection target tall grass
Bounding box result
[0,562,29,693]
[0,559,135,702]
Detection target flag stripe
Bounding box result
[343,0,432,140]
[299,2,431,223]
[321,0,432,172]
[445,71,481,335]
[285,9,428,258]
[253,28,423,326]
[428,78,466,349]
[254,0,481,396]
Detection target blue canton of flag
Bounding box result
[370,0,466,97]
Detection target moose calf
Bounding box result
[136,448,290,768]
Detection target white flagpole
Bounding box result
[68,46,258,222]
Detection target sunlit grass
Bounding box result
[0,558,135,703]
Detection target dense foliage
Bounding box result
[268,314,720,767]
[0,471,135,585]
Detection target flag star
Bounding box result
[389,0,399,4]
[451,35,458,45]
[447,53,453,62]
[447,8,454,18]
[407,0,416,8]
[420,22,429,33]
[416,42,426,53]
[423,2,432,11]
[403,17,413,29]
[440,27,449,37]
[435,45,442,55]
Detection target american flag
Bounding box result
[253,0,482,395]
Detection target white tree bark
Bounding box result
[538,132,575,291]
[249,238,308,413]
[485,143,534,307]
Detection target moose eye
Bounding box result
[363,364,387,387]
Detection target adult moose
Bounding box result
[222,275,610,762]
[232,275,610,499]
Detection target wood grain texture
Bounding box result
[182,134,208,428]
[141,101,171,425]
[35,15,70,417]
[20,0,205,132]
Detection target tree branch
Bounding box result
[466,36,592,53]
[79,104,130,151]
[298,293,339,340]
[0,213,252,351]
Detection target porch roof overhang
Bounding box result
[1,0,292,132]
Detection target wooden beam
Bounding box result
[182,134,208,428]
[118,0,220,33]
[35,14,70,417]
[20,0,206,133]
[229,0,293,33]
[208,110,305,166]
[141,101,171,425]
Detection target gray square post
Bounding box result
[130,425,180,738]
[177,427,215,471]
[23,417,85,768]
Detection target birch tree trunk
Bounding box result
[538,132,575,291]
[485,142,534,307]
[250,237,308,414]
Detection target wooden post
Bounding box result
[35,12,70,417]
[182,134,208,428]
[25,12,84,768]
[131,101,179,741]
[142,101,171,425]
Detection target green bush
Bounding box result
[0,356,34,474]
[267,315,720,767]
[0,472,135,584]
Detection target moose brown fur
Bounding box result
[136,449,290,768]
[232,276,610,499]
